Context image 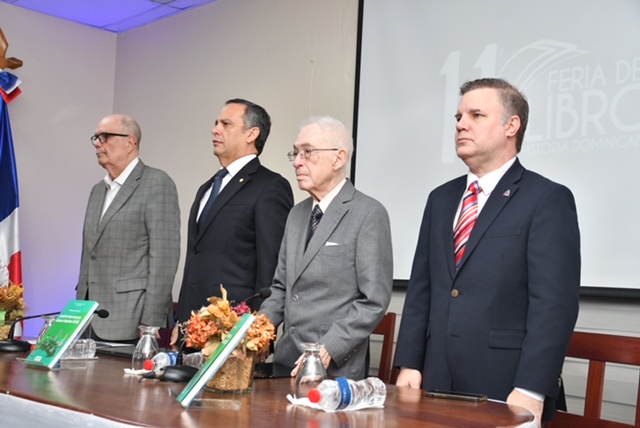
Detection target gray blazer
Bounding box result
[76,160,180,341]
[260,180,393,379]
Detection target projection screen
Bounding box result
[354,0,640,292]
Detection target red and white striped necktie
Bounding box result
[453,181,481,267]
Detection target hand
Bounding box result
[319,346,332,369]
[506,388,543,428]
[256,346,271,363]
[290,347,333,377]
[395,368,422,388]
[290,354,304,377]
[169,326,179,350]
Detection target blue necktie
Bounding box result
[198,168,228,228]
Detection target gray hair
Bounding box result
[301,116,354,164]
[116,114,142,147]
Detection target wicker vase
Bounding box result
[205,350,256,394]
[0,325,10,341]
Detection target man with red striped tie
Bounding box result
[394,78,581,427]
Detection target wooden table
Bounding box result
[0,353,534,427]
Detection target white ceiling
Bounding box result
[0,0,218,33]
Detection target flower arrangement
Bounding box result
[181,285,275,359]
[180,285,276,393]
[0,283,26,340]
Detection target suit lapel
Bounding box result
[94,161,145,247]
[455,159,524,272]
[195,158,260,242]
[294,181,354,283]
[289,199,313,281]
[189,177,214,243]
[85,184,107,251]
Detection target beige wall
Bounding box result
[0,0,358,332]
[0,4,117,326]
[112,0,359,297]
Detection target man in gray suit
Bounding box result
[260,116,393,380]
[76,114,180,342]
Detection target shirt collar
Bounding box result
[223,154,257,178]
[104,157,139,189]
[316,178,348,213]
[467,157,516,196]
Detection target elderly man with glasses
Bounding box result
[76,114,180,343]
[260,116,393,380]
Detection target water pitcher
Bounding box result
[295,342,328,398]
[131,325,159,370]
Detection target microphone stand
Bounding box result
[242,288,272,311]
[0,311,60,353]
[0,309,109,353]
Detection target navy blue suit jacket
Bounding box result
[177,157,293,322]
[395,159,580,419]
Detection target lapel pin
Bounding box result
[502,189,510,197]
[239,178,244,183]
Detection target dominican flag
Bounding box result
[0,90,22,289]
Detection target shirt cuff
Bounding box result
[515,387,544,402]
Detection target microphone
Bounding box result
[85,309,109,342]
[0,308,110,353]
[244,288,272,303]
[95,309,110,318]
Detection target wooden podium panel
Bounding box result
[0,353,534,427]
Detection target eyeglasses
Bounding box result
[287,148,339,162]
[90,133,129,146]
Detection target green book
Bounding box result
[176,313,256,407]
[25,300,99,369]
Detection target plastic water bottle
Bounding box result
[181,351,205,369]
[307,377,386,410]
[143,351,178,371]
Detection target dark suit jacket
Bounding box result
[394,159,580,420]
[76,160,180,341]
[177,157,293,322]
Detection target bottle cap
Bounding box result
[143,359,155,371]
[308,389,322,403]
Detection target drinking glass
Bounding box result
[64,339,97,359]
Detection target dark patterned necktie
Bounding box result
[198,168,228,227]
[306,204,323,248]
[453,181,481,267]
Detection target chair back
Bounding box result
[371,312,396,384]
[550,331,640,428]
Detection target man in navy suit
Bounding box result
[394,78,581,425]
[173,99,293,335]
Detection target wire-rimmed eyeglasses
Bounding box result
[287,148,339,162]
[90,133,129,146]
